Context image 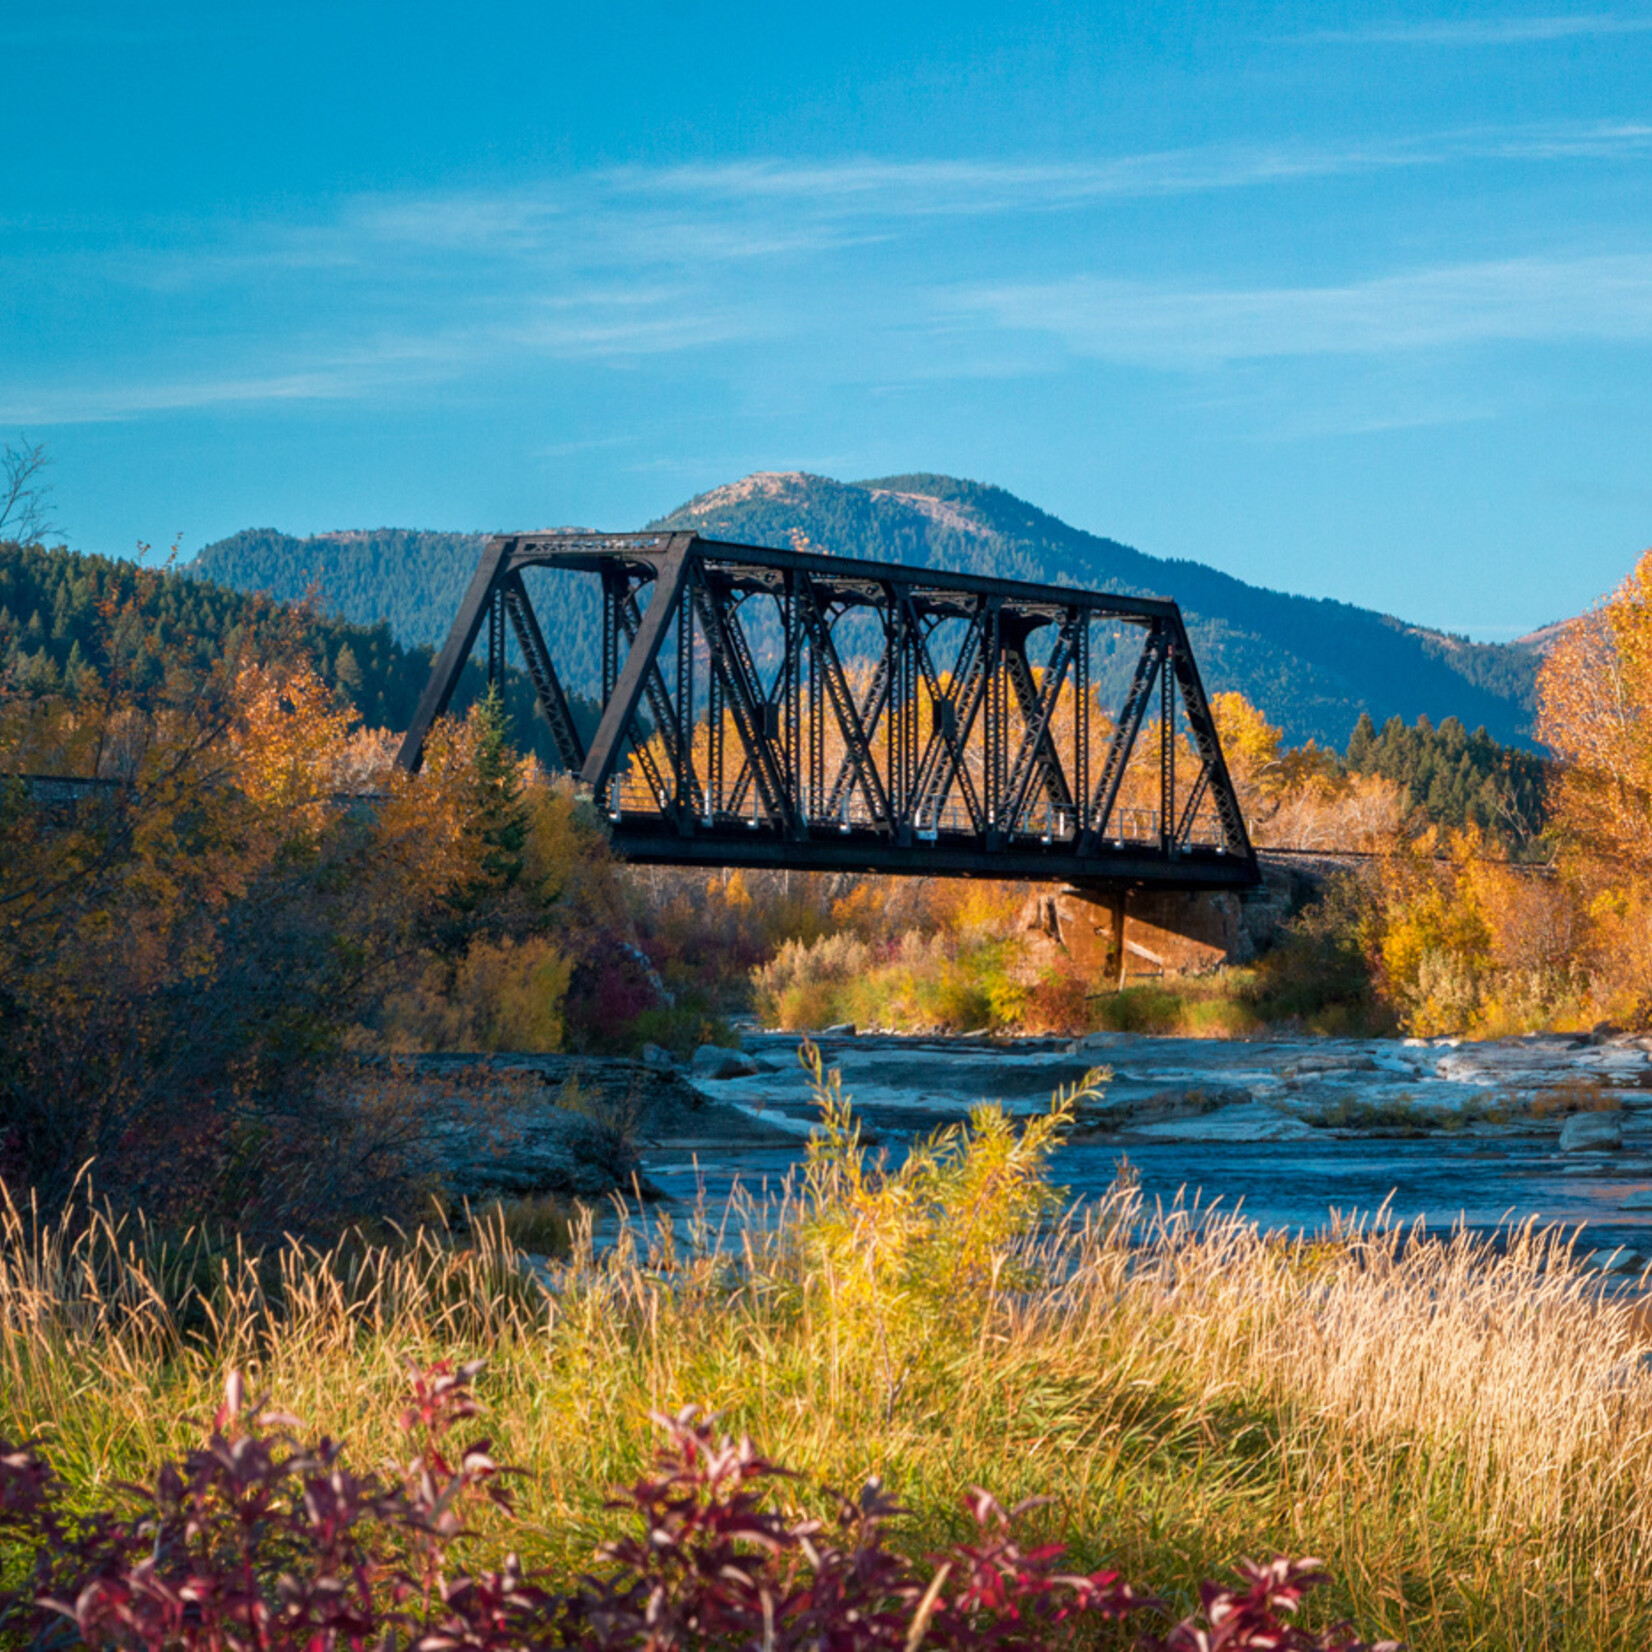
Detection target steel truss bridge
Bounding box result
[396,532,1259,892]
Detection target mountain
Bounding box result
[652,473,1539,749]
[190,475,1542,748]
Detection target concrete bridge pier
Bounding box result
[1022,854,1344,984]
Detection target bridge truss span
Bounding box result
[396,532,1259,892]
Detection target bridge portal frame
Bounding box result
[395,531,1259,893]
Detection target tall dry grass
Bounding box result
[4,1127,1652,1647]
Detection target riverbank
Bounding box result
[688,1026,1652,1141]
[9,1086,1652,1651]
[646,1026,1652,1266]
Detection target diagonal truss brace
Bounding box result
[903,597,984,833]
[501,574,585,775]
[689,565,797,833]
[1078,622,1168,854]
[1001,611,1083,834]
[797,575,895,831]
[579,540,693,801]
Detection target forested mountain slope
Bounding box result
[192,528,491,655]
[654,473,1539,748]
[0,540,581,769]
[190,474,1540,748]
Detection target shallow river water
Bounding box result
[638,1028,1652,1262]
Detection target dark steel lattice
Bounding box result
[395,532,1259,891]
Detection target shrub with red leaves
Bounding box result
[0,1367,1396,1652]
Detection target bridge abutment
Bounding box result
[1023,853,1347,983]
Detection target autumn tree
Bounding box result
[0,570,617,1233]
[0,435,56,543]
[1210,689,1400,850]
[1537,550,1652,870]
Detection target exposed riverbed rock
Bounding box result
[1583,1245,1642,1274]
[430,1106,646,1202]
[1070,1083,1254,1136]
[671,1028,1652,1151]
[1559,1111,1625,1152]
[692,1044,761,1080]
[1130,1100,1319,1142]
[372,1053,794,1204]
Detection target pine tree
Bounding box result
[1346,711,1376,768]
[472,683,527,889]
[332,641,363,696]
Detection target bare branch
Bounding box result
[0,435,58,543]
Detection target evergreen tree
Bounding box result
[1344,710,1549,846]
[1346,711,1376,768]
[472,682,527,889]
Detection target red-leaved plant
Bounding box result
[0,1365,1396,1651]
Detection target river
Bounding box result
[638,1028,1652,1263]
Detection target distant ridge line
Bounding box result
[189,471,1543,749]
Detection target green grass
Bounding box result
[5,1072,1652,1649]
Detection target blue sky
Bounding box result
[6,2,1652,639]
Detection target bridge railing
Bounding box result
[603,779,1227,853]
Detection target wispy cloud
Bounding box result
[337,123,1652,256]
[12,118,1652,422]
[0,368,372,425]
[1304,13,1652,45]
[948,254,1652,367]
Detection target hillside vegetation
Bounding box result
[189,472,1539,749]
[1,539,590,771]
[192,526,490,652]
[2,539,430,732]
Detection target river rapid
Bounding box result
[643,1028,1652,1265]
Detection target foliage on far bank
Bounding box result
[0,571,633,1236]
[1346,708,1549,845]
[1342,550,1652,1035]
[726,619,1638,1039]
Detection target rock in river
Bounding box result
[1559,1111,1624,1152]
[692,1044,761,1080]
[382,1052,794,1204]
[1130,1100,1319,1143]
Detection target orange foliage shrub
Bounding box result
[1212,691,1402,850]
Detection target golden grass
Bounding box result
[4,1146,1652,1648]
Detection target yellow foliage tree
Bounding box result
[232,660,359,837]
[1210,690,1283,794]
[1537,549,1652,870]
[0,581,612,1226]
